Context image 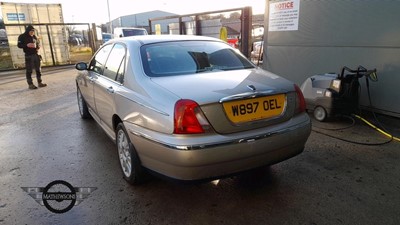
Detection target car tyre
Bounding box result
[77,87,91,119]
[313,106,327,122]
[116,123,146,185]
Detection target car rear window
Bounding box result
[140,41,255,77]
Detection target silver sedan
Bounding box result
[75,35,311,184]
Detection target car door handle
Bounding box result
[106,87,114,94]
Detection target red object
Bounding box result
[174,99,204,134]
[294,84,306,114]
[227,38,239,48]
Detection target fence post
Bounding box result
[45,24,56,66]
[241,7,252,58]
[90,23,98,53]
[149,19,153,34]
[195,15,201,35]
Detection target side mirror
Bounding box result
[75,62,88,71]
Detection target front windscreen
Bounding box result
[140,41,255,77]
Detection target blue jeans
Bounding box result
[25,54,42,85]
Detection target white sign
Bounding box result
[269,0,300,31]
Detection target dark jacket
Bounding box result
[17,25,40,55]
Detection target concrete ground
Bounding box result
[0,66,399,225]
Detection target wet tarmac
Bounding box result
[0,66,399,224]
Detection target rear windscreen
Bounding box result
[141,40,255,77]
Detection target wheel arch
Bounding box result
[113,114,123,132]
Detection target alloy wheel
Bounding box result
[117,129,132,178]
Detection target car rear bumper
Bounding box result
[126,113,311,181]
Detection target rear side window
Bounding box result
[103,44,126,82]
[141,41,254,77]
[89,44,113,74]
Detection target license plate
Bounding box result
[223,94,286,123]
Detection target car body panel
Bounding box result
[76,69,96,111]
[75,35,311,182]
[126,113,310,180]
[93,76,119,136]
[149,68,292,104]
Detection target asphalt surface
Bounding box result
[0,67,399,225]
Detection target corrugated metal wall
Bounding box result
[263,0,400,117]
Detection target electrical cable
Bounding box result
[353,114,399,142]
[311,115,393,146]
[312,115,355,131]
[311,114,393,146]
[356,70,399,142]
[311,128,393,146]
[311,114,395,145]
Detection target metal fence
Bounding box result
[1,23,95,71]
[149,7,254,58]
[0,7,265,71]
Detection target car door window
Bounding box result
[89,44,113,74]
[103,44,126,82]
[116,56,125,83]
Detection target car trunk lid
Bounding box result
[151,68,297,134]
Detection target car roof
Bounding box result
[107,35,224,45]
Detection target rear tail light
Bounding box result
[174,99,210,134]
[294,84,306,114]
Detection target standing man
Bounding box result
[17,25,47,89]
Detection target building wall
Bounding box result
[110,10,177,34]
[263,0,400,117]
